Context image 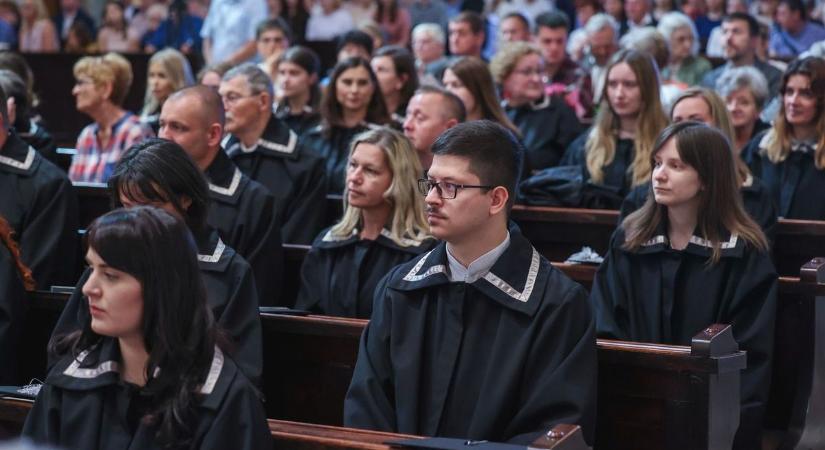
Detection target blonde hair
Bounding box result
[330,127,431,246]
[73,52,133,106]
[20,0,49,21]
[586,49,668,186]
[489,41,541,84]
[142,48,193,116]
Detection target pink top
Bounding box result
[19,20,59,52]
[377,7,411,46]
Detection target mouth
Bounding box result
[89,304,105,316]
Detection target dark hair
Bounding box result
[0,52,34,108]
[256,16,293,42]
[374,45,419,112]
[622,122,768,263]
[415,84,467,122]
[103,0,128,36]
[0,70,28,130]
[57,206,217,449]
[724,12,759,37]
[278,46,321,109]
[451,11,485,34]
[778,0,806,20]
[0,215,34,291]
[431,120,523,211]
[320,57,391,135]
[108,138,211,232]
[534,10,571,33]
[445,56,520,136]
[376,0,399,24]
[337,30,374,56]
[196,61,234,84]
[502,12,530,31]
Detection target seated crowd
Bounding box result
[1,0,825,448]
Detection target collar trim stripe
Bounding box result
[0,146,35,170]
[257,129,298,154]
[199,347,224,394]
[208,168,242,196]
[402,250,447,281]
[322,229,357,242]
[482,247,540,303]
[63,349,119,379]
[198,238,226,263]
[640,234,739,249]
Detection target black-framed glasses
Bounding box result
[417,179,493,199]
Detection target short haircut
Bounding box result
[584,13,619,40]
[657,11,699,56]
[779,0,806,20]
[502,12,530,31]
[73,53,133,106]
[716,66,769,109]
[256,17,293,42]
[337,29,374,55]
[196,60,234,83]
[534,10,570,33]
[724,12,760,37]
[619,27,669,70]
[412,22,445,45]
[431,120,523,211]
[450,11,484,35]
[279,45,321,76]
[415,84,466,122]
[167,85,226,127]
[222,62,274,97]
[0,69,28,128]
[490,41,542,83]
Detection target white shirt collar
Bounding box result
[446,232,511,283]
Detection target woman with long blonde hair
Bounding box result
[17,0,58,52]
[561,49,668,208]
[140,48,194,133]
[296,128,434,318]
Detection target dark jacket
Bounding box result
[0,241,26,384]
[206,150,284,306]
[344,229,597,444]
[224,115,327,245]
[0,131,78,288]
[18,120,58,167]
[589,226,777,450]
[504,95,582,175]
[274,103,322,139]
[301,122,382,194]
[53,8,97,47]
[23,338,271,450]
[295,227,434,317]
[560,130,636,208]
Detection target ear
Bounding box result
[180,195,193,211]
[101,81,115,102]
[259,92,272,112]
[488,186,509,216]
[206,122,223,148]
[5,97,15,126]
[444,118,459,130]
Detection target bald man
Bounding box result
[403,85,466,171]
[159,85,285,306]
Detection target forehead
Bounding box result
[501,17,527,29]
[785,74,811,88]
[449,21,472,32]
[371,56,395,68]
[219,75,249,93]
[351,142,388,165]
[538,26,567,38]
[428,154,477,181]
[338,66,370,80]
[723,19,747,31]
[608,62,636,79]
[260,28,285,38]
[655,137,680,158]
[673,96,712,118]
[161,96,200,122]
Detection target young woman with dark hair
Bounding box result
[375,0,411,46]
[275,45,323,137]
[371,45,419,122]
[302,56,392,194]
[590,122,777,450]
[24,206,271,449]
[442,56,520,136]
[51,139,263,384]
[0,214,33,385]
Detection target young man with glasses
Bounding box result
[344,120,597,445]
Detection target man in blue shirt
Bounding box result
[769,0,825,58]
[0,18,15,50]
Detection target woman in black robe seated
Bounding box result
[274,45,322,138]
[301,57,392,194]
[24,206,271,449]
[0,214,34,385]
[296,128,434,318]
[743,57,825,220]
[590,122,777,450]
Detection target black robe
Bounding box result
[618,177,778,240]
[589,226,777,450]
[0,241,26,385]
[295,227,435,318]
[560,131,635,209]
[18,120,59,168]
[743,130,825,220]
[275,103,322,139]
[23,338,271,450]
[51,229,263,384]
[504,95,582,175]
[206,150,284,306]
[224,115,327,245]
[344,230,597,444]
[0,131,79,289]
[301,122,382,194]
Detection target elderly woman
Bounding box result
[69,53,154,183]
[490,41,582,174]
[717,66,772,153]
[411,23,447,80]
[657,11,712,86]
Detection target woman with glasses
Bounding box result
[296,128,433,318]
[491,41,582,175]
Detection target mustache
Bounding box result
[426,206,442,215]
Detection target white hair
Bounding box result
[657,11,700,56]
[412,23,446,45]
[584,13,619,42]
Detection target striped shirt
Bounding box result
[69,112,154,183]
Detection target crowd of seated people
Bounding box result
[2,0,825,448]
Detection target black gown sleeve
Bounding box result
[588,230,631,340]
[0,244,26,384]
[48,269,90,368]
[281,155,328,245]
[199,378,272,450]
[233,191,284,306]
[21,382,62,445]
[217,259,264,385]
[560,132,587,167]
[294,242,326,314]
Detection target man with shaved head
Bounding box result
[159,85,284,306]
[403,85,465,171]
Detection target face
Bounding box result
[72,75,107,112]
[500,17,530,43]
[277,61,314,99]
[604,0,623,17]
[61,0,79,11]
[652,137,702,209]
[625,0,648,23]
[535,26,568,66]
[606,62,642,119]
[105,3,124,23]
[346,142,393,210]
[725,87,761,128]
[413,33,444,63]
[219,76,267,133]
[338,43,370,62]
[722,19,754,61]
[424,154,494,242]
[200,71,221,89]
[727,0,748,13]
[336,66,375,114]
[371,56,403,99]
[776,3,802,32]
[148,63,175,104]
[783,74,819,127]
[404,93,451,156]
[589,27,617,66]
[159,96,216,165]
[671,96,713,125]
[442,69,477,117]
[669,26,694,62]
[83,248,144,340]
[576,4,597,25]
[449,21,482,56]
[20,0,36,21]
[257,28,289,60]
[503,53,545,105]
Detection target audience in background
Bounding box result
[256,18,292,80]
[442,56,520,136]
[411,22,447,79]
[717,66,771,153]
[144,0,202,54]
[371,45,418,121]
[305,0,354,41]
[582,13,619,103]
[449,11,485,59]
[18,0,58,52]
[769,0,825,59]
[657,11,711,87]
[52,0,96,48]
[97,0,139,52]
[200,0,265,64]
[140,48,193,133]
[498,12,531,44]
[375,0,411,46]
[275,45,322,137]
[403,84,466,170]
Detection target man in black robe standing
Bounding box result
[344,120,597,444]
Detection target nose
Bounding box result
[403,117,414,133]
[653,166,667,183]
[348,167,363,185]
[424,184,442,205]
[82,273,99,299]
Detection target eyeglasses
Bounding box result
[221,92,257,106]
[418,179,493,199]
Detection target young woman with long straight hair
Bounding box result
[275,45,323,137]
[442,56,520,136]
